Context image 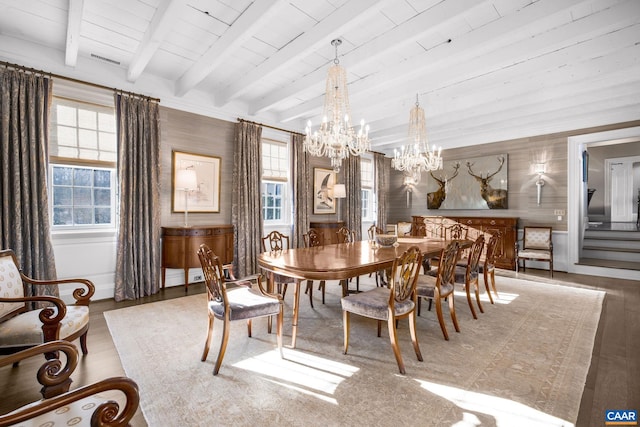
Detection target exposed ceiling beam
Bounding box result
[214,0,388,107]
[65,0,85,67]
[127,0,188,82]
[174,0,288,97]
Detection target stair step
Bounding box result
[583,231,640,240]
[582,245,640,253]
[583,240,640,250]
[581,248,640,262]
[577,258,640,270]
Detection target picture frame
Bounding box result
[313,168,337,214]
[172,150,221,213]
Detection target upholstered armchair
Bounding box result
[0,340,139,426]
[516,227,554,277]
[0,249,94,356]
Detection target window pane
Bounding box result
[73,187,92,206]
[53,167,73,185]
[57,126,77,147]
[74,169,92,186]
[53,186,72,205]
[78,109,97,130]
[56,105,76,126]
[98,112,115,132]
[53,207,73,225]
[78,129,98,149]
[74,207,93,224]
[94,170,111,187]
[94,207,111,224]
[94,188,110,206]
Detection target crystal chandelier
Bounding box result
[392,94,442,183]
[304,39,370,172]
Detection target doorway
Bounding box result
[605,156,640,222]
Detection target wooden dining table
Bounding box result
[257,237,462,348]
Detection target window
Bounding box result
[49,97,117,229]
[261,139,290,224]
[361,157,375,221]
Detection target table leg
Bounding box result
[291,280,301,348]
[267,272,274,334]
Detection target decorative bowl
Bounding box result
[375,234,398,247]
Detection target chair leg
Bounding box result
[276,304,284,359]
[201,314,214,362]
[417,297,422,316]
[474,280,484,314]
[79,331,89,355]
[320,280,325,304]
[306,280,314,309]
[377,320,382,337]
[464,282,478,320]
[550,259,554,278]
[342,310,350,354]
[449,294,460,333]
[409,311,423,362]
[484,269,495,304]
[247,319,252,337]
[434,298,449,341]
[387,316,406,375]
[213,317,231,375]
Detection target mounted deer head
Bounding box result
[427,162,460,209]
[465,156,507,209]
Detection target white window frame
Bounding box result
[261,137,291,226]
[361,157,376,222]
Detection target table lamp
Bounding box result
[176,168,198,227]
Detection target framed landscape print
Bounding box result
[172,150,221,213]
[313,168,337,214]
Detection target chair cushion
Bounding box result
[341,287,414,321]
[517,249,551,260]
[416,275,454,298]
[453,266,478,283]
[7,394,108,426]
[0,256,25,318]
[208,287,280,321]
[0,306,89,348]
[524,229,551,249]
[271,273,297,285]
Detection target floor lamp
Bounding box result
[176,168,198,227]
[334,184,346,223]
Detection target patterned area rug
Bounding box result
[105,276,604,427]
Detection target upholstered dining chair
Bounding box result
[198,244,283,375]
[416,241,461,341]
[480,232,501,304]
[261,231,299,298]
[397,221,413,236]
[0,340,139,426]
[303,228,326,306]
[0,249,95,356]
[341,246,424,374]
[367,225,386,287]
[517,226,553,277]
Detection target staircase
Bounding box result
[579,223,640,270]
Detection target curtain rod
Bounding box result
[238,118,304,136]
[1,60,160,103]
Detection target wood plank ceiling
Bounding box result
[0,0,638,154]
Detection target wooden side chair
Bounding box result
[397,221,413,236]
[198,244,283,375]
[452,235,485,319]
[481,232,501,304]
[261,231,300,298]
[416,241,462,341]
[517,226,553,277]
[336,227,360,296]
[303,228,326,306]
[367,225,386,287]
[341,246,424,374]
[0,249,94,356]
[0,340,139,426]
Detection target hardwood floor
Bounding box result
[1,270,638,426]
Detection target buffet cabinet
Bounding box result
[161,225,234,290]
[309,221,345,245]
[411,216,518,270]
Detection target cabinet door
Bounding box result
[162,236,185,269]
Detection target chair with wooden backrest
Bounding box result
[198,244,283,375]
[517,226,553,277]
[261,231,300,299]
[303,228,326,306]
[0,340,139,426]
[367,225,386,287]
[452,235,485,319]
[336,227,360,296]
[0,249,94,356]
[481,232,501,304]
[416,241,461,340]
[341,246,424,374]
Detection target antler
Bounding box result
[430,162,460,185]
[466,157,504,180]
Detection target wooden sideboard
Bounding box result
[161,225,234,291]
[411,216,518,270]
[309,221,345,245]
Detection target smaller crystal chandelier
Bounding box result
[304,39,370,172]
[392,94,442,183]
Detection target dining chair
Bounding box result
[480,232,501,304]
[516,226,553,277]
[341,246,424,374]
[452,235,485,319]
[261,230,298,298]
[303,228,326,306]
[336,226,360,295]
[367,225,386,286]
[397,221,413,236]
[198,244,283,375]
[416,241,461,341]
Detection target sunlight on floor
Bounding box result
[415,380,574,427]
[453,290,519,305]
[233,348,359,403]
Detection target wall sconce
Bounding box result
[534,163,545,205]
[333,184,346,222]
[175,168,198,227]
[403,176,416,207]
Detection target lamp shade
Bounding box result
[333,184,346,199]
[176,169,197,190]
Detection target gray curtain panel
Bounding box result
[232,121,263,278]
[292,132,310,248]
[374,152,389,229]
[0,68,58,298]
[114,94,161,301]
[343,154,362,240]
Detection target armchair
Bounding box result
[0,249,94,355]
[516,227,553,277]
[0,340,139,427]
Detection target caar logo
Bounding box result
[605,410,637,425]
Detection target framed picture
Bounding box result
[172,150,221,213]
[313,168,337,214]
